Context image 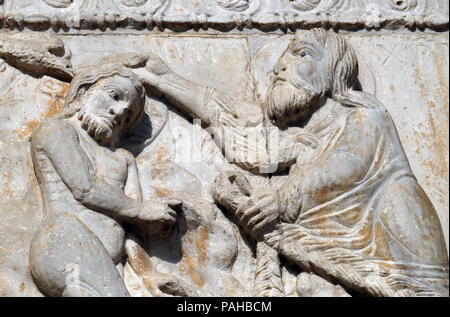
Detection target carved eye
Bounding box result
[110,91,120,101]
[292,48,310,58]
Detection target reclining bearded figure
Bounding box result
[28,63,196,297]
[136,29,449,297]
[29,59,256,297]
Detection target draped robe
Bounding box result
[204,86,448,296]
[274,100,449,296]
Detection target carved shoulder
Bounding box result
[30,119,80,158]
[344,107,382,133]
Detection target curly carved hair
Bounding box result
[59,63,146,119]
[294,28,359,96]
[294,29,381,109]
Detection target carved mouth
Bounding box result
[273,77,287,86]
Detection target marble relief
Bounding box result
[0,1,448,297]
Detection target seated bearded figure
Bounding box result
[129,29,448,296]
[29,64,185,297]
[213,29,449,297]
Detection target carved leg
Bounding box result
[30,212,129,297]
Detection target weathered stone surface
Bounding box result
[1,0,448,31]
[0,2,448,297]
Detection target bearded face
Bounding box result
[265,35,329,127]
[266,79,318,126]
[78,103,117,147]
[75,75,144,147]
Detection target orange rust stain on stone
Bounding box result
[19,282,25,293]
[154,146,170,164]
[413,67,428,98]
[378,261,394,271]
[178,227,210,290]
[44,223,57,235]
[1,169,15,199]
[390,84,395,94]
[43,82,69,118]
[195,226,209,265]
[152,186,170,197]
[373,222,394,262]
[43,99,63,119]
[0,245,11,252]
[54,82,70,99]
[311,184,345,206]
[128,245,153,277]
[13,118,40,139]
[423,102,449,186]
[179,252,204,289]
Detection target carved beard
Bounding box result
[77,107,118,147]
[265,80,318,127]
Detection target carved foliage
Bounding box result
[0,0,447,30]
[43,0,74,8]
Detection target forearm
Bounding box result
[152,72,211,125]
[73,176,141,223]
[275,172,304,224]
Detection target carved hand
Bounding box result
[211,170,252,212]
[144,272,198,297]
[236,194,279,241]
[133,53,173,90]
[126,197,182,233]
[212,170,279,241]
[145,52,172,76]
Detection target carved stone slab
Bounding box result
[1,0,448,31]
[0,0,448,299]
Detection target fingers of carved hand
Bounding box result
[133,68,160,89]
[240,198,279,237]
[240,204,261,226]
[145,53,171,76]
[161,207,177,225]
[234,172,252,196]
[252,211,278,233]
[212,172,239,206]
[121,53,149,68]
[235,198,254,221]
[247,206,278,234]
[138,198,181,225]
[212,171,252,207]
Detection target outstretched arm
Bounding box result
[133,54,213,125]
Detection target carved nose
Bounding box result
[108,106,125,116]
[273,60,287,75]
[108,107,117,115]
